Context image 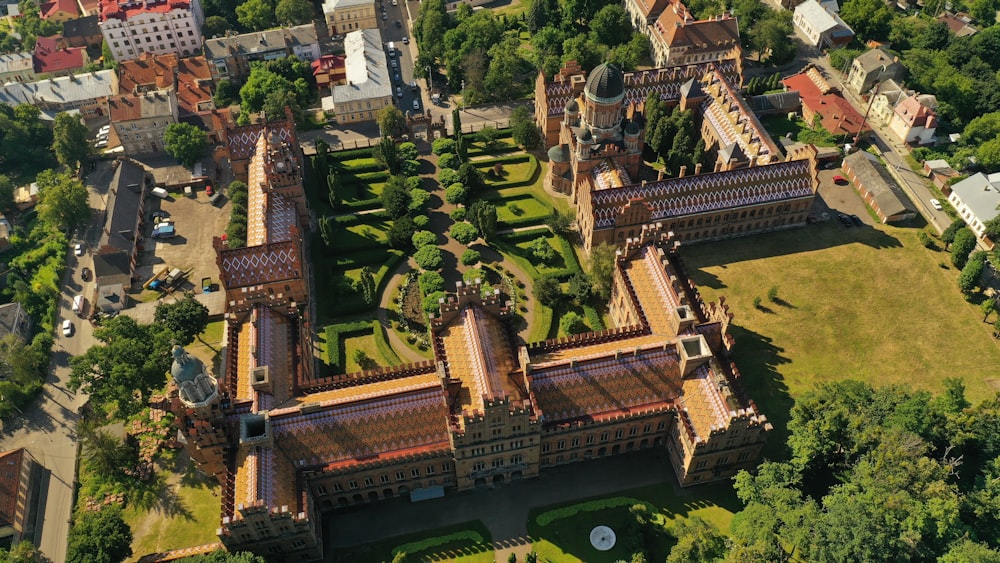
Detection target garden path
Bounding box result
[376,260,428,365]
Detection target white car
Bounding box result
[396,86,402,97]
[61,319,73,336]
[402,36,409,44]
[930,198,943,211]
[73,243,83,256]
[98,125,110,135]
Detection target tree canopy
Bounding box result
[35,169,90,232]
[275,0,312,25]
[163,123,208,168]
[154,296,210,347]
[52,112,91,168]
[66,506,132,563]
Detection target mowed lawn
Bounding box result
[681,221,1000,455]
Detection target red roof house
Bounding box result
[39,0,78,23]
[33,35,89,76]
[782,65,869,139]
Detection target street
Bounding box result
[0,161,113,563]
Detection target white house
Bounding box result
[947,173,1000,240]
[98,0,205,62]
[322,28,393,125]
[793,0,854,47]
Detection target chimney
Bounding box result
[694,162,702,175]
[679,165,687,178]
[657,169,665,181]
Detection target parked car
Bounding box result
[151,210,170,220]
[403,36,409,44]
[395,19,402,28]
[81,267,91,281]
[850,214,864,226]
[838,213,853,227]
[413,99,420,110]
[382,12,387,20]
[62,319,73,336]
[73,243,83,256]
[930,198,943,210]
[396,86,402,97]
[391,58,398,68]
[832,175,848,185]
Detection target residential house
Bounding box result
[118,52,213,115]
[98,0,205,62]
[203,24,319,83]
[841,151,917,223]
[96,159,146,282]
[77,0,100,16]
[0,53,35,85]
[12,183,38,211]
[62,14,103,48]
[888,95,937,146]
[782,65,869,139]
[948,173,1000,241]
[321,28,392,125]
[869,79,907,125]
[0,302,30,342]
[311,54,346,89]
[0,449,40,549]
[40,0,78,24]
[846,48,905,95]
[625,0,741,68]
[793,0,854,48]
[923,159,960,191]
[107,89,178,154]
[33,35,89,76]
[937,12,978,37]
[322,0,375,36]
[0,69,118,118]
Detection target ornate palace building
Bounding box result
[536,60,819,252]
[623,0,741,68]
[167,112,771,561]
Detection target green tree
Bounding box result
[357,266,376,305]
[382,176,412,218]
[468,200,498,241]
[409,188,430,212]
[0,541,43,563]
[546,210,574,234]
[461,249,481,265]
[68,316,175,418]
[154,296,210,346]
[959,252,987,294]
[839,0,893,40]
[978,138,1000,172]
[414,0,448,64]
[438,152,461,170]
[213,78,238,108]
[202,15,231,38]
[528,236,555,262]
[951,228,978,268]
[79,426,138,483]
[236,0,272,31]
[179,550,269,563]
[532,274,561,307]
[52,112,91,168]
[66,506,132,563]
[982,297,998,322]
[377,106,407,138]
[942,219,967,249]
[445,183,467,205]
[274,0,312,24]
[413,230,437,248]
[511,106,542,149]
[749,11,795,64]
[938,540,1000,563]
[559,311,589,335]
[419,270,445,294]
[373,137,402,174]
[163,123,208,167]
[450,222,478,244]
[386,216,415,249]
[239,68,293,115]
[477,126,502,149]
[432,137,456,155]
[567,272,592,305]
[590,4,631,47]
[35,169,90,232]
[0,173,16,214]
[667,516,728,563]
[414,245,444,270]
[589,243,617,300]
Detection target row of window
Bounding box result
[336,10,372,19]
[470,454,524,472]
[315,463,453,494]
[691,451,751,470]
[541,421,665,453]
[105,19,192,38]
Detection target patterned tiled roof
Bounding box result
[543,60,740,117]
[680,364,731,438]
[530,345,682,423]
[218,240,302,290]
[269,385,450,469]
[590,159,815,228]
[227,122,293,162]
[625,247,684,334]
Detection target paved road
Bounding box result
[0,161,114,562]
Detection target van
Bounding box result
[209,192,224,207]
[72,295,83,313]
[387,42,395,55]
[151,187,169,199]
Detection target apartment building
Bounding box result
[98,0,205,62]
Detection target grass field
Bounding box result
[496,194,551,226]
[528,481,739,562]
[482,160,537,187]
[680,220,1000,457]
[330,521,494,563]
[343,332,389,372]
[759,115,839,147]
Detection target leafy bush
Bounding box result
[438,152,461,170]
[528,236,555,262]
[951,228,977,268]
[412,230,437,248]
[413,214,430,227]
[398,141,418,161]
[439,168,459,186]
[450,208,467,221]
[431,138,456,155]
[461,249,481,265]
[535,498,657,527]
[323,321,372,372]
[560,311,589,335]
[450,222,479,244]
[409,188,430,212]
[422,291,447,314]
[419,271,445,294]
[414,246,444,270]
[445,183,468,205]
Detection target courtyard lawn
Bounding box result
[481,160,537,187]
[514,233,567,275]
[343,332,392,372]
[123,456,221,562]
[330,521,494,563]
[496,194,552,227]
[759,115,839,147]
[680,220,1000,458]
[528,482,740,563]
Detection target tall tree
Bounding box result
[468,200,497,241]
[377,106,406,137]
[381,176,412,218]
[589,243,617,300]
[951,228,978,268]
[590,4,632,47]
[235,0,272,31]
[274,0,312,25]
[154,296,210,346]
[163,123,208,168]
[66,506,132,563]
[511,106,542,149]
[35,169,89,232]
[372,137,401,175]
[52,112,91,168]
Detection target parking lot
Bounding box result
[813,163,875,226]
[131,189,230,295]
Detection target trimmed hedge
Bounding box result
[340,159,385,173]
[373,321,402,366]
[582,304,604,332]
[331,147,378,161]
[554,234,582,277]
[499,227,550,243]
[328,250,404,315]
[340,197,382,210]
[324,321,373,372]
[392,531,486,558]
[535,498,657,527]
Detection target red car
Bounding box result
[205,184,214,196]
[832,175,848,185]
